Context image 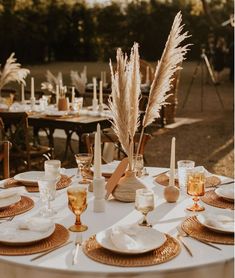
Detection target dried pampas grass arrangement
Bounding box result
[41,70,63,93]
[136,11,190,155]
[109,11,190,162]
[0,53,30,92]
[109,43,141,170]
[70,66,87,95]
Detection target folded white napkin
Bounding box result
[18,217,54,233]
[110,225,144,251]
[203,213,234,231]
[0,187,26,199]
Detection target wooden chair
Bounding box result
[164,63,182,124]
[140,59,155,84]
[0,112,51,173]
[0,141,11,179]
[83,131,152,163]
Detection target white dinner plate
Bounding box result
[14,171,45,186]
[196,213,234,234]
[45,111,68,117]
[0,194,21,209]
[215,184,234,202]
[96,227,166,254]
[0,222,55,245]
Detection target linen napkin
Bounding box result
[0,187,26,199]
[18,217,54,233]
[110,225,144,251]
[202,213,234,232]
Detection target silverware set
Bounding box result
[0,215,15,224]
[30,240,73,261]
[176,225,222,257]
[72,234,83,265]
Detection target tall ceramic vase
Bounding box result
[112,170,146,202]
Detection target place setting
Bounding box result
[82,188,181,267]
[3,160,73,193]
[0,187,34,219]
[0,215,69,257]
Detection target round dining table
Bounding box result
[0,167,233,278]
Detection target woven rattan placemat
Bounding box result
[83,234,180,267]
[201,190,234,210]
[0,224,69,256]
[0,196,34,218]
[182,216,234,245]
[4,174,72,193]
[155,174,221,188]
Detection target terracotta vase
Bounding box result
[112,170,146,202]
[58,97,69,111]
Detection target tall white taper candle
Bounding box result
[99,81,103,105]
[21,83,25,102]
[31,77,35,99]
[169,137,176,187]
[71,87,75,104]
[94,124,101,178]
[93,77,97,100]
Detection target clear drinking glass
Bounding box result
[67,185,88,232]
[177,160,195,190]
[74,153,92,184]
[72,97,84,111]
[186,167,206,212]
[38,177,59,217]
[135,188,155,227]
[133,154,144,177]
[44,160,61,200]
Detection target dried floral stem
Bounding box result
[136,11,190,156]
[108,43,141,170]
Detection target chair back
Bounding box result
[83,132,151,163]
[0,112,31,170]
[0,141,11,179]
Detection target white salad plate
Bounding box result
[14,171,45,186]
[0,194,21,209]
[96,226,166,254]
[196,213,234,234]
[215,184,234,202]
[0,221,55,245]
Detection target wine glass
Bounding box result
[67,185,88,232]
[74,153,92,184]
[135,188,155,227]
[186,168,206,212]
[38,177,59,217]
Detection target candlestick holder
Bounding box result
[93,176,106,212]
[92,99,98,112]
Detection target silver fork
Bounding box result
[72,233,83,265]
[177,225,221,251]
[0,215,15,224]
[176,226,193,257]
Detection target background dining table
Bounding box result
[0,166,233,278]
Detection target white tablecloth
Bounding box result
[0,167,234,278]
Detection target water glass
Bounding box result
[72,97,84,111]
[38,177,59,217]
[135,188,155,227]
[177,160,195,190]
[44,160,61,200]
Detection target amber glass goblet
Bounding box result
[67,185,88,232]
